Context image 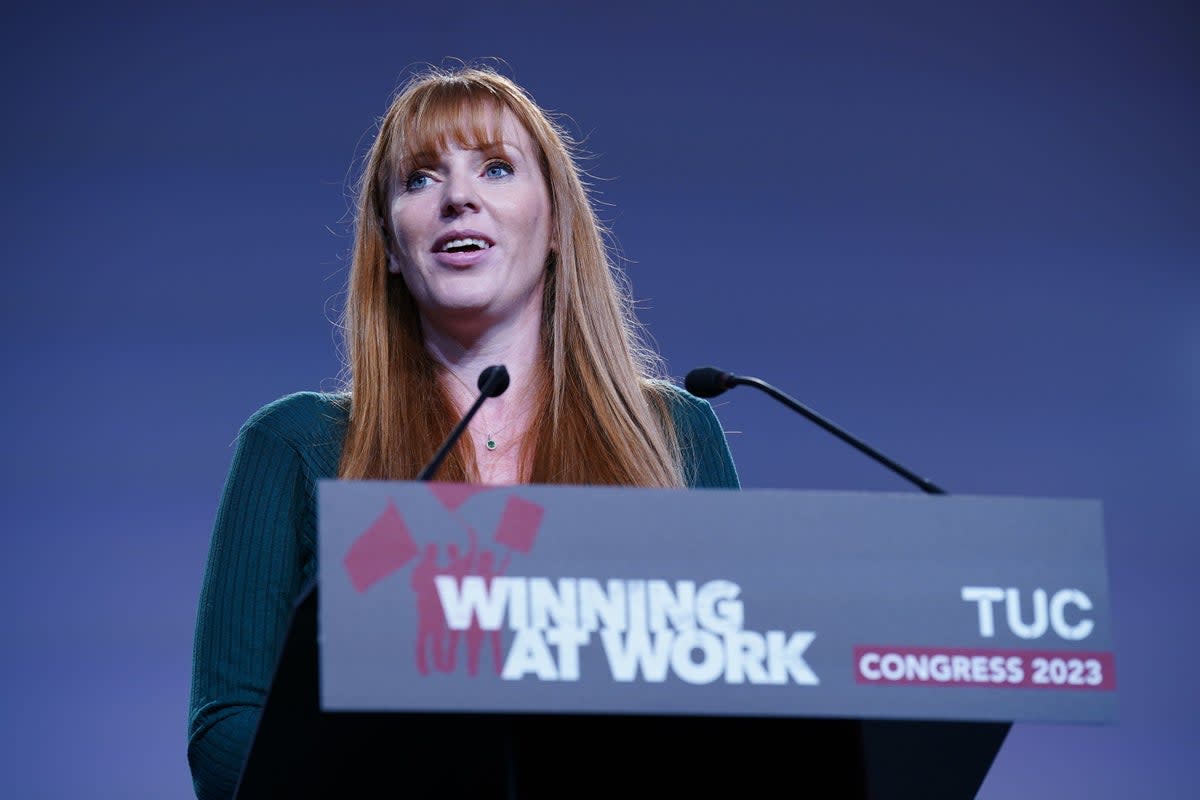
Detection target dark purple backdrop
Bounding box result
[2,1,1196,797]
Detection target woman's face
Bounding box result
[386,107,553,336]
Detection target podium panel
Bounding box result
[236,482,1115,799]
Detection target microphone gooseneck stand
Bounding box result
[684,365,946,495]
[417,364,511,482]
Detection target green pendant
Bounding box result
[486,437,497,451]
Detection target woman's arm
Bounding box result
[187,421,308,800]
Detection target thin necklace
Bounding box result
[442,367,521,452]
[478,404,518,452]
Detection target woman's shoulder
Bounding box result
[644,377,740,489]
[644,378,712,422]
[238,390,350,447]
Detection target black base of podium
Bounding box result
[235,584,1009,799]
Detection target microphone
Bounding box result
[685,366,946,495]
[416,364,510,481]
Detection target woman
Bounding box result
[187,64,739,800]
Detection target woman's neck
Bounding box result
[420,306,544,420]
[421,308,544,485]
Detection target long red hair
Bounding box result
[337,64,683,487]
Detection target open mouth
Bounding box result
[439,237,492,254]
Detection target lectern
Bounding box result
[235,482,1116,799]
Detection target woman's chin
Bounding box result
[432,298,496,319]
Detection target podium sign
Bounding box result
[317,481,1116,724]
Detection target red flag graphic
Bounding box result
[493,495,544,553]
[343,499,419,593]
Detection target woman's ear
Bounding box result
[386,249,403,275]
[379,217,403,274]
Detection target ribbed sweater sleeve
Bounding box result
[187,394,344,800]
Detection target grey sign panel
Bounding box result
[319,481,1116,724]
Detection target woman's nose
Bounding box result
[441,172,479,217]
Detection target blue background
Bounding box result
[2,1,1195,797]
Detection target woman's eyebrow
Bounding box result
[475,139,527,157]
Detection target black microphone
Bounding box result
[685,365,946,495]
[416,364,510,481]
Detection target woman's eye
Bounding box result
[484,160,513,179]
[405,172,432,191]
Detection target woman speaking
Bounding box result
[187,64,739,799]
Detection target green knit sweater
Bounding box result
[187,387,739,800]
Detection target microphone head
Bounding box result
[684,366,734,398]
[477,365,510,398]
